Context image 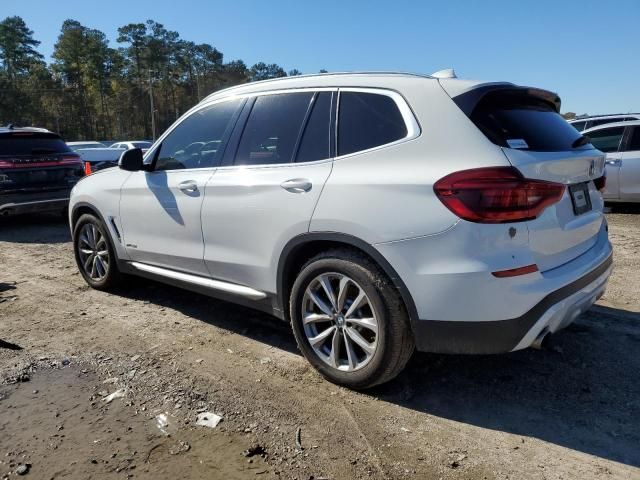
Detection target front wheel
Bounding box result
[73,213,122,290]
[289,250,414,389]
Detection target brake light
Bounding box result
[84,161,93,175]
[593,175,606,192]
[0,155,82,169]
[434,167,565,223]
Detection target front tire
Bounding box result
[73,213,122,290]
[289,249,414,389]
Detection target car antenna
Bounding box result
[430,68,457,79]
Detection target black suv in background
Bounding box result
[0,126,84,217]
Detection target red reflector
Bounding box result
[492,264,539,278]
[593,175,606,192]
[434,167,566,223]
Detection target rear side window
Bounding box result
[470,91,583,152]
[235,92,314,166]
[624,127,640,152]
[338,92,407,156]
[587,127,624,153]
[0,134,72,156]
[571,121,586,131]
[295,92,332,163]
[155,99,242,171]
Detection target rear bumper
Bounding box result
[411,253,612,353]
[0,190,71,216]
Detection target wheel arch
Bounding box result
[276,233,419,326]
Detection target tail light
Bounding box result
[593,175,606,192]
[434,167,565,223]
[84,161,93,175]
[0,155,82,169]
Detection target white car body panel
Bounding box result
[119,168,215,276]
[201,160,332,293]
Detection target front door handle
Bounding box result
[605,159,622,167]
[280,178,312,193]
[178,180,198,193]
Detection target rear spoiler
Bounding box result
[447,84,562,116]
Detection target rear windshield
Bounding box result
[0,133,72,156]
[469,91,585,152]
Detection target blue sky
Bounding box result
[4,0,639,114]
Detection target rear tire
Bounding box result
[73,213,122,290]
[289,249,414,389]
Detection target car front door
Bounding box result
[619,126,640,201]
[119,98,244,275]
[587,125,625,200]
[201,90,335,295]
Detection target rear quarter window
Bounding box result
[338,92,408,156]
[469,91,584,152]
[0,134,72,156]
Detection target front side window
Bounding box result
[587,126,624,153]
[235,92,314,166]
[338,92,408,156]
[155,99,242,171]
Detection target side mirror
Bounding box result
[119,148,144,171]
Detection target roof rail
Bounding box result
[201,71,436,103]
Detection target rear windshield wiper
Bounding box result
[572,135,590,148]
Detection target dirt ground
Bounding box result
[0,209,639,480]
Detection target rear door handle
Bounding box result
[605,159,622,167]
[280,178,312,193]
[178,180,198,193]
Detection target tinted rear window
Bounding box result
[0,134,72,156]
[235,93,313,166]
[470,91,584,152]
[627,127,640,152]
[295,92,332,162]
[338,92,407,156]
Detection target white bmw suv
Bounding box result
[70,72,613,389]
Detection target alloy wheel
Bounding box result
[301,272,379,371]
[77,223,109,281]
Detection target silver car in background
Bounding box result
[584,120,640,203]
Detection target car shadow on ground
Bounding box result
[0,213,70,244]
[114,279,300,355]
[115,278,640,468]
[374,304,640,468]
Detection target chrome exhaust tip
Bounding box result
[531,329,550,350]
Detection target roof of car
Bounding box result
[570,114,640,122]
[583,119,640,132]
[0,126,53,135]
[200,71,510,105]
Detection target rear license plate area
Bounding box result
[569,182,592,215]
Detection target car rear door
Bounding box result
[119,98,244,275]
[465,89,606,272]
[201,90,335,293]
[619,125,640,201]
